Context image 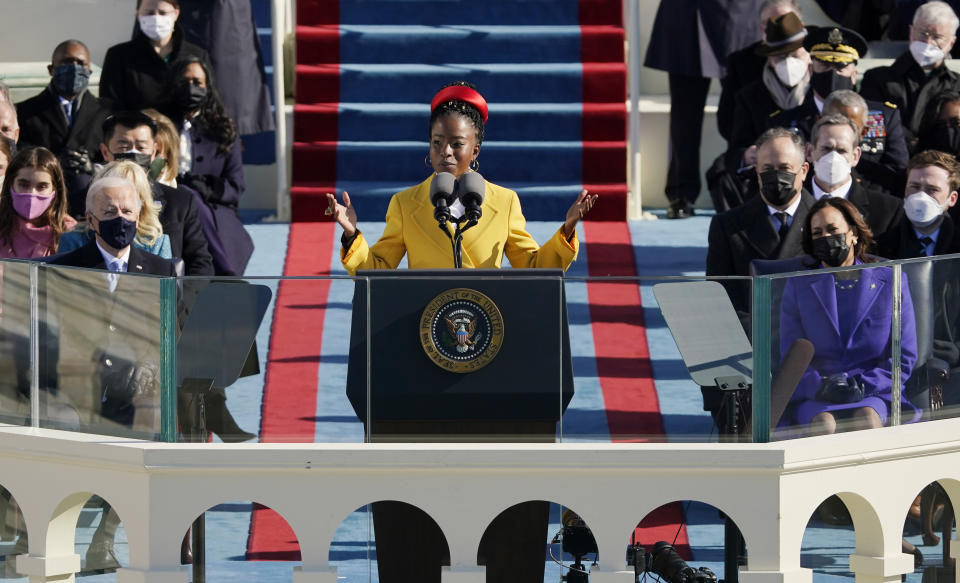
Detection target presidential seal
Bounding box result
[419,288,504,373]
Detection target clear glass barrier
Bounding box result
[757,261,910,441]
[38,263,175,440]
[174,275,361,444]
[0,260,36,428]
[561,275,754,443]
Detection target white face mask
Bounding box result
[905,191,946,227]
[910,40,945,68]
[139,14,176,42]
[774,56,808,88]
[813,151,852,188]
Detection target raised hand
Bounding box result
[563,189,598,238]
[325,191,358,237]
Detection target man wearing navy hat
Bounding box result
[770,25,910,196]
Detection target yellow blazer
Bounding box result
[341,176,578,274]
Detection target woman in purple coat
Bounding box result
[780,197,920,435]
[162,56,253,275]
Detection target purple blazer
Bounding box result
[779,264,920,426]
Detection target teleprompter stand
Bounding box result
[177,282,272,583]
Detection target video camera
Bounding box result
[628,541,718,583]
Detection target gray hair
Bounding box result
[914,1,959,34]
[760,0,801,18]
[755,126,806,162]
[0,81,9,104]
[811,113,861,149]
[86,176,142,215]
[823,89,868,113]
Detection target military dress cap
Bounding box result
[756,12,808,56]
[804,26,868,64]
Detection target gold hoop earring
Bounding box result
[424,154,432,169]
[469,159,479,172]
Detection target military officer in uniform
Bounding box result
[770,26,910,196]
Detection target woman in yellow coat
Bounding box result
[325,81,597,274]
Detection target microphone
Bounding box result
[430,172,457,228]
[458,171,485,223]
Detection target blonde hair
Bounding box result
[93,161,162,246]
[142,109,180,185]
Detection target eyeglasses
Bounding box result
[915,28,950,47]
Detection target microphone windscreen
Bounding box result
[430,172,456,206]
[458,172,485,205]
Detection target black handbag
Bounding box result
[815,373,864,404]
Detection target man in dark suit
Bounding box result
[804,113,904,242]
[860,1,960,149]
[16,40,111,217]
[878,149,960,258]
[769,27,910,196]
[718,0,802,142]
[97,111,214,275]
[707,127,815,320]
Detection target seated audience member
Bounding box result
[16,40,111,217]
[161,57,253,275]
[917,90,960,156]
[711,13,812,212]
[0,102,20,145]
[98,111,213,275]
[730,12,812,151]
[860,1,960,151]
[58,161,172,259]
[805,114,903,242]
[819,90,909,197]
[0,147,76,258]
[707,127,815,321]
[780,197,919,435]
[142,109,180,186]
[718,0,802,142]
[99,0,211,112]
[0,138,10,189]
[771,28,910,196]
[878,150,960,259]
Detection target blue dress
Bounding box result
[57,229,173,259]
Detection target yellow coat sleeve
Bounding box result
[341,194,407,275]
[502,189,578,270]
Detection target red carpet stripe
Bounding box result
[247,222,336,560]
[582,220,691,557]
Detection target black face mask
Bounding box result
[112,151,153,172]
[175,83,207,111]
[922,120,960,155]
[758,169,799,207]
[95,215,138,250]
[812,233,851,267]
[52,63,91,97]
[810,69,855,98]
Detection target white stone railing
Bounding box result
[2,418,960,583]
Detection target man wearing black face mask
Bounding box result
[708,127,816,323]
[95,111,214,276]
[16,40,110,217]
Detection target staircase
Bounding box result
[292,0,627,222]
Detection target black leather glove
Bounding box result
[180,172,218,203]
[933,339,960,366]
[62,148,94,176]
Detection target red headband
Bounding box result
[430,85,489,123]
